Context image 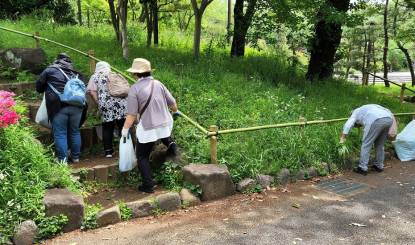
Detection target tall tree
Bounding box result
[117,0,129,59]
[393,0,415,86]
[383,0,390,86]
[77,0,83,25]
[108,0,121,41]
[230,0,257,57]
[190,0,214,59]
[306,0,351,81]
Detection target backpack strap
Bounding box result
[47,83,61,95]
[138,80,154,121]
[55,66,70,81]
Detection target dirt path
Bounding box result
[47,159,415,245]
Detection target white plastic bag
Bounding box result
[119,133,137,172]
[393,120,415,162]
[35,94,52,128]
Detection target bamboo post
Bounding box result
[88,50,96,73]
[400,83,406,103]
[34,32,40,48]
[209,125,218,164]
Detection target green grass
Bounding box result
[373,83,415,97]
[0,18,414,183]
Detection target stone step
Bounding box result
[71,159,119,183]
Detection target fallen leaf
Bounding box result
[223,218,229,221]
[349,223,366,227]
[294,238,303,241]
[292,203,301,209]
[382,215,386,219]
[281,188,291,193]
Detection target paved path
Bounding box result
[47,160,415,245]
[348,71,413,84]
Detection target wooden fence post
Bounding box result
[88,50,96,73]
[400,83,406,103]
[34,32,40,48]
[209,125,218,164]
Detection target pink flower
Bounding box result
[0,91,15,99]
[0,90,19,128]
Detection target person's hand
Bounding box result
[172,111,181,120]
[121,128,129,138]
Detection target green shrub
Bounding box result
[0,123,78,243]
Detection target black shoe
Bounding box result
[138,185,154,194]
[353,167,368,176]
[371,165,384,173]
[166,142,177,156]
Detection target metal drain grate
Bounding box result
[316,179,369,196]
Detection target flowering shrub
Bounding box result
[0,90,19,128]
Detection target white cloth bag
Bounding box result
[119,133,137,172]
[35,94,52,128]
[393,120,415,162]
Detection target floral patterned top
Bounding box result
[87,73,127,123]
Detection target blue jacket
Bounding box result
[36,64,87,124]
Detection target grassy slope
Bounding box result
[0,18,413,181]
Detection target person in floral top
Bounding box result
[87,61,127,157]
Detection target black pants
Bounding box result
[102,119,125,155]
[136,137,175,188]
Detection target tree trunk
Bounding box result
[362,33,368,85]
[77,0,82,25]
[193,13,202,59]
[190,0,213,59]
[306,0,350,81]
[344,41,353,79]
[117,0,129,59]
[373,40,377,85]
[227,0,232,43]
[151,0,159,46]
[143,3,153,47]
[230,0,257,57]
[397,42,415,86]
[108,0,121,42]
[87,8,90,27]
[383,0,390,86]
[365,35,372,85]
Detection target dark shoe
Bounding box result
[138,185,154,194]
[353,166,368,176]
[371,165,384,173]
[166,142,177,156]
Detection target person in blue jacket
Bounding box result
[36,53,87,163]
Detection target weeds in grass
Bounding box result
[183,182,202,198]
[154,161,183,192]
[117,201,133,221]
[36,215,68,240]
[81,204,102,230]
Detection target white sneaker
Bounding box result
[105,154,113,158]
[72,159,80,163]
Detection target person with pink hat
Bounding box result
[122,58,180,193]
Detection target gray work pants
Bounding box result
[359,117,393,171]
